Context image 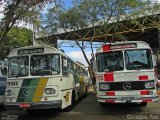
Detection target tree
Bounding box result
[8,27,33,47]
[41,0,160,85]
[0,27,33,59]
[0,0,53,59]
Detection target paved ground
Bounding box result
[0,89,160,120]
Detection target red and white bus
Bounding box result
[95,41,158,106]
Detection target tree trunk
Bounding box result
[75,40,96,85]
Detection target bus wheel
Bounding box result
[140,102,147,107]
[65,105,72,112]
[84,86,88,97]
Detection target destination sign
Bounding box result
[110,43,137,50]
[17,48,44,55]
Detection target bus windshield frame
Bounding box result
[96,49,153,72]
[8,54,60,78]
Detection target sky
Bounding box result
[0,1,5,20]
[0,0,160,66]
[64,0,73,8]
[58,40,102,66]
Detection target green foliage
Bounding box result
[0,27,33,59]
[0,0,53,59]
[43,0,147,35]
[0,0,53,43]
[7,27,33,47]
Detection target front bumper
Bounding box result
[4,100,62,110]
[97,95,158,103]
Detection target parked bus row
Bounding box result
[0,41,159,111]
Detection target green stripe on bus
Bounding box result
[16,79,32,102]
[24,78,39,102]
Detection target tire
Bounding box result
[65,105,73,112]
[84,86,88,97]
[140,102,147,107]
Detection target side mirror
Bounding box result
[63,59,67,67]
[76,83,80,87]
[152,55,157,67]
[62,59,68,76]
[0,60,7,76]
[1,67,7,76]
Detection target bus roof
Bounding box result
[9,45,65,57]
[96,41,151,53]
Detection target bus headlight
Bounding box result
[45,88,56,94]
[5,90,12,96]
[99,83,110,90]
[145,82,155,89]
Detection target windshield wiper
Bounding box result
[15,66,28,77]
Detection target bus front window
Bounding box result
[97,51,124,72]
[125,49,153,70]
[9,56,29,77]
[30,54,60,76]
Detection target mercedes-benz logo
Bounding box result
[123,82,131,90]
[23,88,31,96]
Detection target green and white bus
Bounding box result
[5,45,88,111]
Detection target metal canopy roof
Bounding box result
[37,11,160,43]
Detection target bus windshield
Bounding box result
[9,56,29,77]
[97,51,124,72]
[30,54,60,76]
[125,49,153,70]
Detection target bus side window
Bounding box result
[62,58,68,76]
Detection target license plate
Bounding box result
[121,96,134,101]
[19,103,31,108]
